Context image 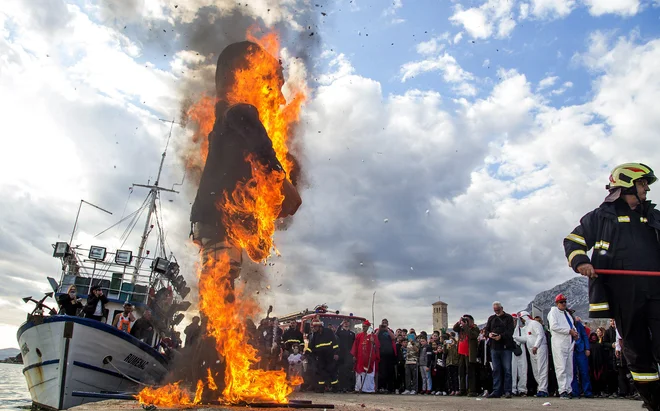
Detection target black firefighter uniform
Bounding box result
[306,326,339,387]
[563,199,660,388]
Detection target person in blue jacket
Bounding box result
[570,311,593,398]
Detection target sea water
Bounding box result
[0,363,30,410]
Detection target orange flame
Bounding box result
[136,381,203,407]
[226,31,305,177]
[139,29,304,406]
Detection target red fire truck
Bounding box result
[278,304,366,335]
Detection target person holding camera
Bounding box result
[483,301,515,398]
[83,284,108,321]
[453,314,480,396]
[58,285,83,316]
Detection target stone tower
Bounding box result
[432,300,448,332]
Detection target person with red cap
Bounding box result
[547,294,578,399]
[563,163,660,409]
[351,320,380,393]
[306,317,339,392]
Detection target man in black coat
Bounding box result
[335,319,356,392]
[483,301,515,398]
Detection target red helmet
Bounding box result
[555,294,567,303]
[362,320,371,327]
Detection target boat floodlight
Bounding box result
[53,242,70,258]
[152,257,169,274]
[115,250,133,265]
[88,246,107,261]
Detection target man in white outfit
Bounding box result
[547,294,578,399]
[517,311,549,397]
[511,313,528,396]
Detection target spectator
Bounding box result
[511,313,528,397]
[418,336,433,394]
[58,285,83,316]
[453,314,480,397]
[484,301,515,399]
[395,335,407,394]
[335,319,356,393]
[184,316,202,347]
[516,311,549,397]
[83,285,108,321]
[173,331,182,349]
[603,319,619,396]
[548,294,578,399]
[402,334,419,395]
[589,331,608,397]
[477,329,493,397]
[430,340,446,395]
[377,318,397,393]
[445,333,459,395]
[130,309,154,343]
[288,345,304,390]
[351,320,379,393]
[571,314,593,398]
[113,302,135,333]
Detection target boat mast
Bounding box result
[132,119,181,283]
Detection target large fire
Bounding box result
[138,30,304,407]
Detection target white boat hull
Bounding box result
[18,315,168,410]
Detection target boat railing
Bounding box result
[58,248,163,306]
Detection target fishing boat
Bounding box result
[16,125,191,410]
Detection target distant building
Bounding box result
[432,300,448,332]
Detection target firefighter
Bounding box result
[563,162,660,410]
[306,317,339,392]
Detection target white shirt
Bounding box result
[288,353,302,365]
[93,300,103,316]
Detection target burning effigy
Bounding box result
[137,31,304,406]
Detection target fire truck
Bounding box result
[278,304,366,336]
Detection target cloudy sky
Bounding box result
[1,0,660,349]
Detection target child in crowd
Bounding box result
[403,334,419,394]
[288,345,303,391]
[419,337,433,394]
[396,335,407,394]
[445,333,459,395]
[431,341,447,395]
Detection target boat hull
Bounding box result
[18,315,168,410]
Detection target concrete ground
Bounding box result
[69,392,646,410]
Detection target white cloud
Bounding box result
[416,37,446,55]
[538,75,559,90]
[582,0,641,16]
[449,0,517,39]
[400,53,474,84]
[520,2,531,19]
[453,32,464,44]
[483,58,491,67]
[551,81,573,95]
[529,0,577,18]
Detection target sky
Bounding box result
[1,0,660,349]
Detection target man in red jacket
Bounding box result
[351,320,380,393]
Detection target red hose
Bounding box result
[595,269,660,277]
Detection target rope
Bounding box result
[105,359,150,386]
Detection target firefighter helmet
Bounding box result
[555,294,567,303]
[608,163,657,189]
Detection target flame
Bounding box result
[139,28,304,407]
[207,368,218,391]
[226,31,305,177]
[198,255,293,403]
[185,94,217,179]
[136,382,203,407]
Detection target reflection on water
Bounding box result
[0,363,30,411]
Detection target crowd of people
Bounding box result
[260,299,645,404]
